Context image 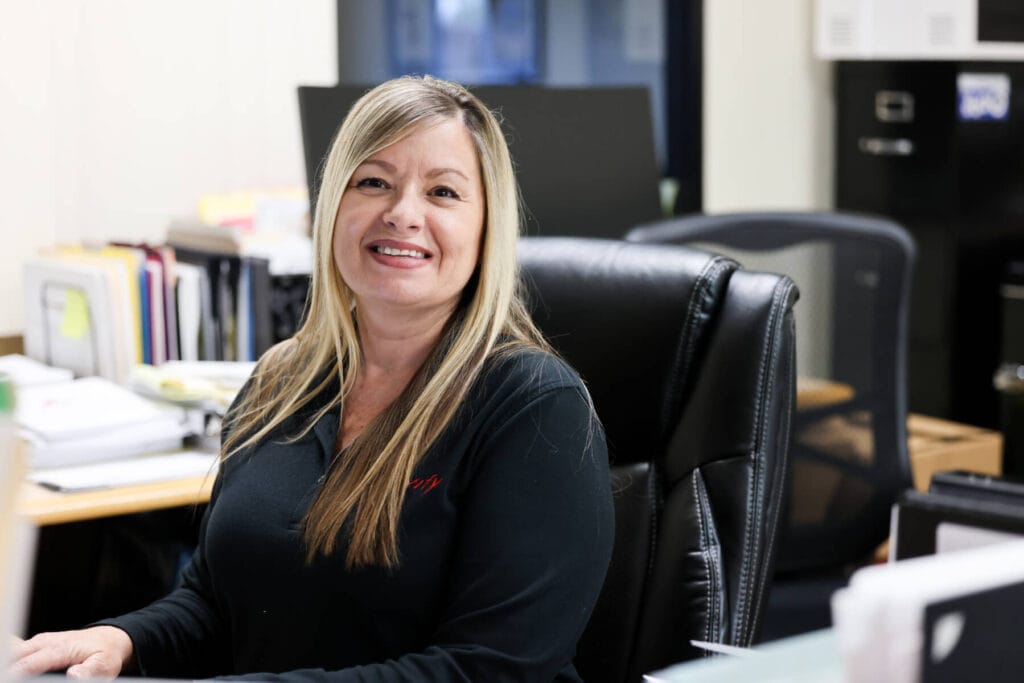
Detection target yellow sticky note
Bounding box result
[60,289,91,339]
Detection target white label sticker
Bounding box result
[957,73,1011,122]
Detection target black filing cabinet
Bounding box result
[836,61,1024,426]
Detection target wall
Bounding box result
[0,0,336,336]
[703,0,833,211]
[703,0,836,376]
[1,1,837,340]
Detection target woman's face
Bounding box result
[333,117,485,322]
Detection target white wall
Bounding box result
[703,0,835,376]
[703,0,833,212]
[1,1,837,339]
[0,0,337,336]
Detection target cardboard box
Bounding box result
[907,414,1003,492]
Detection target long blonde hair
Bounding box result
[222,76,547,568]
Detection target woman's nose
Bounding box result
[382,190,423,231]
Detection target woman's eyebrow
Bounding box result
[359,159,396,173]
[426,167,470,181]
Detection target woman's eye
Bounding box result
[355,177,389,190]
[431,186,460,200]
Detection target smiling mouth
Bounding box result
[372,245,429,259]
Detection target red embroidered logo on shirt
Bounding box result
[408,473,443,494]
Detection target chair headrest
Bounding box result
[518,237,737,465]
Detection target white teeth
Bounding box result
[376,246,427,258]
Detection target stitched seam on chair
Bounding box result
[628,465,661,676]
[661,257,716,433]
[694,469,722,647]
[750,282,796,636]
[743,279,792,640]
[706,491,723,645]
[736,277,787,641]
[646,467,660,578]
[737,278,782,643]
[692,472,712,645]
[661,257,735,440]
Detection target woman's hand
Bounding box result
[10,626,134,680]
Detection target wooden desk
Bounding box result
[18,476,213,527]
[796,377,854,410]
[12,378,851,528]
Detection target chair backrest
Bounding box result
[626,212,916,574]
[518,237,797,681]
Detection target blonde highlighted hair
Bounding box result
[221,76,547,568]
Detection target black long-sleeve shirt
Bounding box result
[101,348,614,681]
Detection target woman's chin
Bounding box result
[355,291,460,319]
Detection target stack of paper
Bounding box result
[27,451,218,493]
[14,377,190,469]
[0,354,73,388]
[832,540,1024,682]
[129,360,255,414]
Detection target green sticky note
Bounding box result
[60,289,91,339]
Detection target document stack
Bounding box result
[832,540,1024,683]
[22,234,310,383]
[14,376,192,470]
[130,360,256,415]
[0,354,73,388]
[166,219,311,363]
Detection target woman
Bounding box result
[12,76,613,681]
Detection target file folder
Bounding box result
[894,475,1024,560]
[921,579,1024,682]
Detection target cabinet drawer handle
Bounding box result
[858,137,915,156]
[875,91,915,123]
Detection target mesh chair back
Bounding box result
[627,212,916,572]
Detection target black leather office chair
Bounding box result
[626,212,916,638]
[518,237,798,681]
